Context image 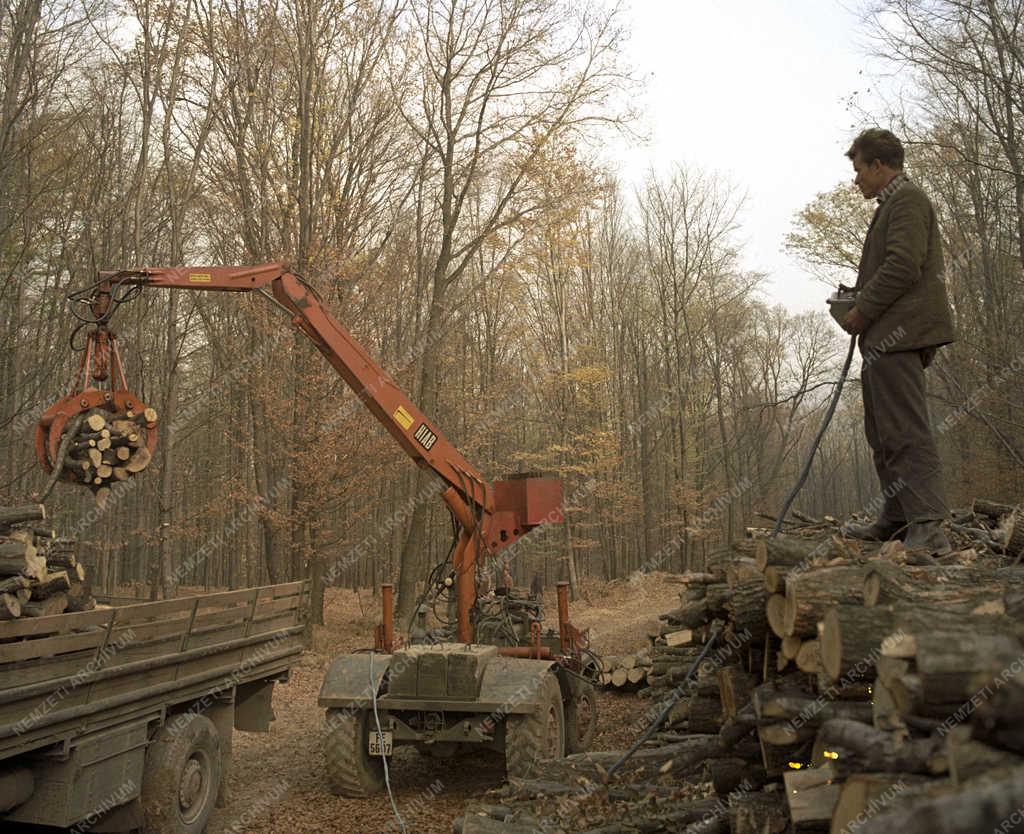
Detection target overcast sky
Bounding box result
[607,0,890,314]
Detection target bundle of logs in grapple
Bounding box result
[58,408,154,506]
[455,498,1024,834]
[0,504,94,619]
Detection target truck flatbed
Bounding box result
[0,581,310,831]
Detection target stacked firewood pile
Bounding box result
[600,648,653,690]
[455,500,1024,834]
[0,504,95,619]
[52,408,154,506]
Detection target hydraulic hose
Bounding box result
[770,335,857,538]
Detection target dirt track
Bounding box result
[206,573,681,834]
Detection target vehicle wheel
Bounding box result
[141,713,222,834]
[564,682,598,754]
[505,672,565,779]
[324,708,386,797]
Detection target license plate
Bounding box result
[368,730,393,757]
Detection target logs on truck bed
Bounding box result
[0,515,93,617]
[0,593,20,619]
[29,570,70,599]
[0,537,46,582]
[21,591,68,617]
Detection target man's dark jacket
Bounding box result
[854,180,956,352]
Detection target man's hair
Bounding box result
[846,128,905,169]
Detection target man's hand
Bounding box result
[841,307,870,335]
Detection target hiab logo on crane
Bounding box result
[414,422,437,451]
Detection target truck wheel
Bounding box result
[324,708,385,797]
[565,682,598,753]
[505,672,565,779]
[141,713,222,834]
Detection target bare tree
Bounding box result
[392,0,635,623]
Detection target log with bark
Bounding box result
[0,593,20,619]
[600,648,653,690]
[727,578,769,642]
[755,535,846,572]
[855,764,1024,834]
[784,565,867,637]
[766,593,787,639]
[21,592,68,618]
[686,677,723,734]
[0,504,46,531]
[973,666,1024,755]
[812,718,946,775]
[30,570,71,600]
[716,665,755,719]
[0,536,46,582]
[863,562,1015,610]
[973,498,1016,519]
[820,604,895,683]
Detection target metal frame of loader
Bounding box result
[318,580,598,795]
[38,263,600,798]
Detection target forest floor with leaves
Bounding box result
[205,572,682,834]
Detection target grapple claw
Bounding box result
[35,390,158,475]
[35,278,157,494]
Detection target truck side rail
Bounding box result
[0,581,310,760]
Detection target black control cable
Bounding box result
[606,623,722,779]
[770,334,857,538]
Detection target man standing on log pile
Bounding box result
[839,128,956,555]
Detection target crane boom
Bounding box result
[90,262,562,641]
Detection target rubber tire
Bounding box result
[141,713,222,834]
[564,681,598,754]
[324,708,386,797]
[505,672,565,779]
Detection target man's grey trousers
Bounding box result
[861,348,948,524]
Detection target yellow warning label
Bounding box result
[189,273,212,283]
[393,406,413,430]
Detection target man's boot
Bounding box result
[904,520,952,556]
[841,517,906,541]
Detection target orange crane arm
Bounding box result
[94,262,562,641]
